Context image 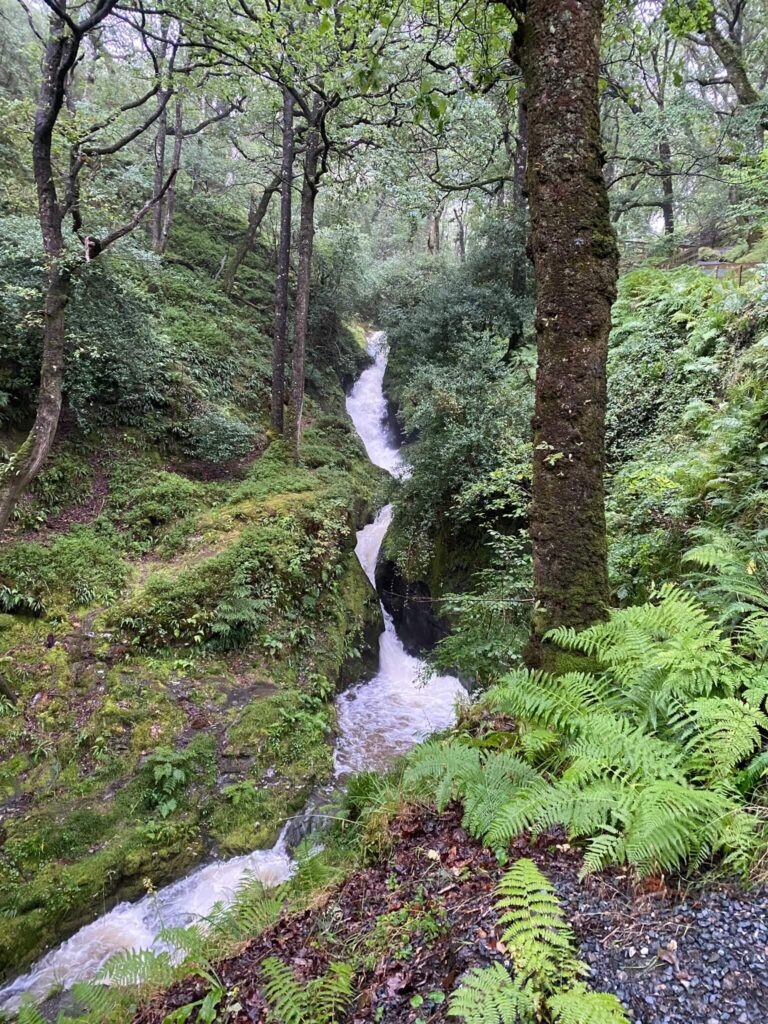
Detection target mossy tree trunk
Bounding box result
[0,2,178,533]
[271,88,295,432]
[0,9,78,534]
[287,106,321,462]
[521,0,618,664]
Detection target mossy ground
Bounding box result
[0,432,382,976]
[0,219,382,978]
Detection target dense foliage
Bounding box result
[2,0,768,1019]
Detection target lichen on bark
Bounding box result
[521,0,619,665]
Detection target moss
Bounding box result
[0,223,381,980]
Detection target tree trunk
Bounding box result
[0,11,75,533]
[512,88,528,209]
[522,0,618,664]
[0,268,70,532]
[0,1,166,532]
[156,97,183,255]
[510,87,529,308]
[703,25,761,107]
[272,89,295,433]
[224,173,281,297]
[454,207,466,261]
[287,117,321,461]
[427,208,441,253]
[151,92,169,252]
[659,136,674,235]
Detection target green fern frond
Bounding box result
[548,983,630,1024]
[517,725,561,761]
[448,963,537,1023]
[16,1003,48,1024]
[313,961,355,1024]
[547,588,738,719]
[679,697,767,782]
[97,947,176,989]
[488,779,631,852]
[487,670,613,734]
[461,751,545,840]
[155,925,212,969]
[404,739,481,810]
[261,956,355,1024]
[619,780,733,876]
[736,749,768,792]
[209,875,285,942]
[261,957,306,1024]
[495,859,585,989]
[68,979,128,1021]
[565,713,685,785]
[684,530,768,625]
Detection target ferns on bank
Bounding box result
[261,957,354,1024]
[411,585,768,878]
[495,859,584,989]
[548,984,631,1024]
[405,741,544,841]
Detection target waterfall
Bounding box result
[0,331,465,1013]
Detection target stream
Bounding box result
[0,331,465,1014]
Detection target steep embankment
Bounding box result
[0,208,383,976]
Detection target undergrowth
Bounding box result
[406,582,768,879]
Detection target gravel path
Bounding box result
[565,879,768,1023]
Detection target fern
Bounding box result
[449,863,628,1024]
[406,741,544,840]
[684,529,768,627]
[261,958,308,1024]
[404,739,482,810]
[489,779,632,853]
[16,1005,47,1024]
[678,697,767,783]
[597,781,731,874]
[312,962,355,1024]
[261,957,354,1024]
[448,963,537,1023]
[548,984,630,1024]
[564,712,685,785]
[736,749,768,792]
[208,875,286,943]
[495,860,585,989]
[547,586,739,720]
[461,751,544,840]
[95,946,177,991]
[487,670,614,735]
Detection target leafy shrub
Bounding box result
[180,409,257,464]
[122,472,205,543]
[0,217,173,429]
[143,747,195,818]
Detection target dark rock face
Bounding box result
[337,609,382,689]
[383,397,406,449]
[375,556,447,657]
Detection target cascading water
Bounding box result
[0,331,465,1013]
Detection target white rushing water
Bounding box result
[0,331,465,1012]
